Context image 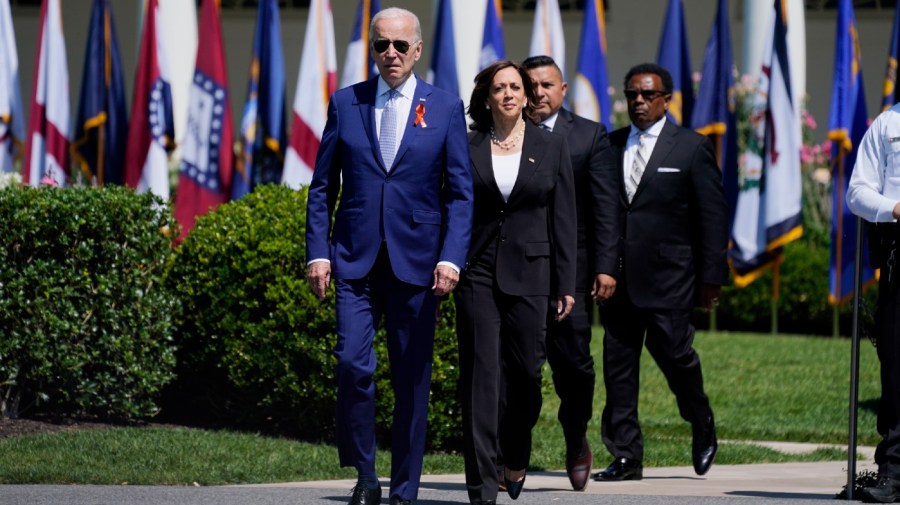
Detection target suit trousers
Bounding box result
[599,290,712,462]
[456,240,548,503]
[875,274,900,477]
[333,246,438,501]
[547,288,596,456]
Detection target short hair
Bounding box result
[624,63,674,94]
[370,7,422,43]
[468,60,537,132]
[521,55,563,79]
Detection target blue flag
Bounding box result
[656,0,693,127]
[480,0,505,70]
[828,0,875,304]
[883,3,900,112]
[691,0,737,233]
[234,0,286,200]
[427,0,458,96]
[72,0,127,186]
[572,0,610,127]
[340,0,380,88]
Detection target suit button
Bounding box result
[500,235,507,242]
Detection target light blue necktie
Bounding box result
[380,89,399,169]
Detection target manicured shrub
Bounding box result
[713,232,878,336]
[0,186,178,420]
[165,184,462,450]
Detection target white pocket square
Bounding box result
[658,167,681,173]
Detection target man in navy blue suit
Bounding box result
[305,7,473,505]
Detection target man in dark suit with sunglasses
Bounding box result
[305,7,473,505]
[590,63,728,482]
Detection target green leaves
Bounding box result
[0,186,178,420]
[166,184,462,450]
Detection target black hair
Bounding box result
[468,60,537,132]
[624,63,674,94]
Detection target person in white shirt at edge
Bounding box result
[847,102,900,504]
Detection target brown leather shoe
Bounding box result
[565,438,593,491]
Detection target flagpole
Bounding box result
[771,262,779,335]
[834,149,847,338]
[847,215,864,500]
[711,132,723,333]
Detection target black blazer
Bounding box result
[550,108,618,290]
[466,121,576,297]
[604,121,729,309]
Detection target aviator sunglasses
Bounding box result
[373,39,412,54]
[623,89,669,101]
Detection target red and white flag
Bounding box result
[24,0,69,187]
[283,0,336,188]
[173,0,233,241]
[124,0,175,200]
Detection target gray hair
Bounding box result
[370,7,422,43]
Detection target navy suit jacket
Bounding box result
[305,76,473,287]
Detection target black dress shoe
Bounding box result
[504,469,526,500]
[470,501,496,505]
[692,417,718,476]
[565,437,593,491]
[591,457,643,481]
[389,497,411,505]
[862,475,900,503]
[349,484,381,505]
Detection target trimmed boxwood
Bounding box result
[0,185,178,420]
[164,184,462,450]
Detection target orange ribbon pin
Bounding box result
[414,104,427,128]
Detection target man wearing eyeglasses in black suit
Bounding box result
[590,63,728,482]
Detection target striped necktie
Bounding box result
[627,132,648,203]
[380,89,399,170]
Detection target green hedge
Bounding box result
[0,186,178,420]
[164,184,462,450]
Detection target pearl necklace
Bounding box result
[490,121,525,150]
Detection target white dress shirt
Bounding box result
[376,75,416,143]
[623,117,666,185]
[847,103,900,223]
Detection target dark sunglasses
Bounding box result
[372,39,412,54]
[624,89,669,101]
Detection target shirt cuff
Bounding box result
[436,261,460,274]
[307,258,331,266]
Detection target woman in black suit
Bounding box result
[455,60,576,505]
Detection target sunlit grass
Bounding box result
[0,330,878,484]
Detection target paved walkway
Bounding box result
[0,443,879,505]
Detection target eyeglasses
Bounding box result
[623,89,668,101]
[373,39,412,54]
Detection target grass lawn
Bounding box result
[0,329,881,485]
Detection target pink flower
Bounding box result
[800,145,815,164]
[40,175,58,187]
[802,111,817,130]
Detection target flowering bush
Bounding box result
[0,171,21,189]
